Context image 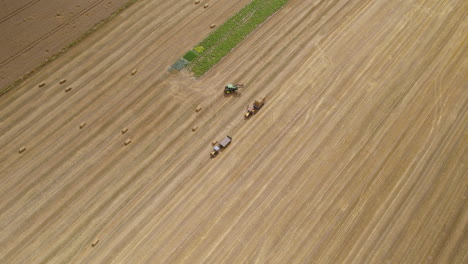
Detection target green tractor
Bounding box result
[224,83,244,95]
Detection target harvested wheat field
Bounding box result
[0,0,467,263]
[0,0,131,90]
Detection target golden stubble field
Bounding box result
[0,0,130,90]
[0,0,466,263]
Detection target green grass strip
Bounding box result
[189,0,289,77]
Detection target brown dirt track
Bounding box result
[0,0,467,263]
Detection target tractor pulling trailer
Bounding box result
[245,97,265,119]
[211,136,232,158]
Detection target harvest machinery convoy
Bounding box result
[209,83,267,159]
[224,83,244,95]
[245,97,265,119]
[211,136,232,158]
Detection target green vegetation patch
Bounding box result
[169,58,190,71]
[194,46,205,54]
[183,50,198,62]
[174,0,289,77]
